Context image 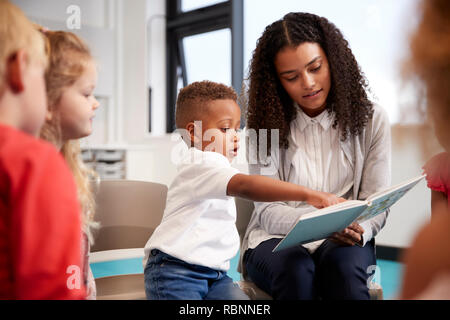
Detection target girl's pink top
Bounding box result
[423,152,450,208]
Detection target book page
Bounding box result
[273,175,425,252]
[366,175,425,202]
[356,175,425,223]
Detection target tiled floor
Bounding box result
[91,254,404,300]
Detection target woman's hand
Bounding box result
[330,222,365,246]
[306,190,346,209]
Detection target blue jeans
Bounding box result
[244,238,376,300]
[144,249,249,300]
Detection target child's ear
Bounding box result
[7,50,27,93]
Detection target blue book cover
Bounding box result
[273,174,425,252]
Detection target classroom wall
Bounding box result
[12,0,108,28]
[147,0,167,135]
[119,0,148,144]
[375,125,442,248]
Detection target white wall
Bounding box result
[118,0,148,143]
[147,0,167,135]
[376,125,442,247]
[12,0,115,99]
[14,0,154,145]
[13,0,109,28]
[15,0,118,145]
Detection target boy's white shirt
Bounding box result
[143,147,240,271]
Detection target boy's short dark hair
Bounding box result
[175,80,237,129]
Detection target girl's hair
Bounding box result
[407,0,450,151]
[39,30,99,243]
[246,12,374,151]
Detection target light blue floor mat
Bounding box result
[91,254,403,300]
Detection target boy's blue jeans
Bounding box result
[144,249,249,300]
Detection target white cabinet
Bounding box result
[81,141,178,186]
[82,148,126,180]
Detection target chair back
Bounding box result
[90,180,168,300]
[235,197,255,242]
[91,180,168,252]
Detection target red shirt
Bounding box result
[0,124,86,299]
[423,152,450,208]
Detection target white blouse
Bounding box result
[248,105,354,253]
[289,106,354,197]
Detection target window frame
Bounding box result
[166,0,243,132]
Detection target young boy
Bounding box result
[143,80,344,300]
[0,0,85,299]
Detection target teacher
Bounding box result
[240,12,391,300]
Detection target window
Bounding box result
[166,0,243,133]
[183,29,232,85]
[181,0,228,12]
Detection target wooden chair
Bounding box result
[90,180,168,300]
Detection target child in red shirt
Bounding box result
[0,0,85,299]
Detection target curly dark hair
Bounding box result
[246,12,374,150]
[176,80,237,129]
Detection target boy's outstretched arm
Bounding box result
[227,173,345,208]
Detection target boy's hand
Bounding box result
[306,190,346,209]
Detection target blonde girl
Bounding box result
[39,30,100,300]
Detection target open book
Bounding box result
[273,174,426,252]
